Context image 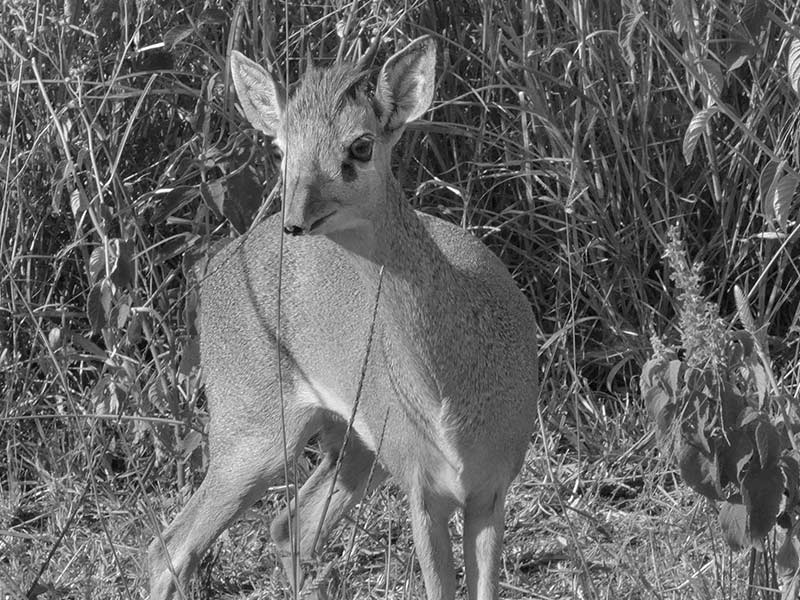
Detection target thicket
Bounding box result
[2,0,800,597]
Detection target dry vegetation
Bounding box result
[2,0,800,598]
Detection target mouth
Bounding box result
[308,211,337,234]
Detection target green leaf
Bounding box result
[88,239,135,289]
[127,310,142,346]
[755,420,782,470]
[163,23,195,50]
[89,245,106,283]
[788,36,800,96]
[679,439,722,500]
[785,577,800,600]
[115,293,132,330]
[222,168,264,233]
[719,383,746,434]
[671,0,691,37]
[645,386,672,435]
[750,364,768,407]
[183,282,200,338]
[87,279,113,334]
[640,356,663,391]
[178,337,201,377]
[200,180,225,219]
[70,188,89,221]
[733,285,757,333]
[719,431,753,488]
[685,399,712,454]
[199,8,227,25]
[618,7,643,67]
[719,500,748,551]
[665,359,683,394]
[728,330,755,360]
[771,172,799,231]
[743,464,784,548]
[696,59,724,101]
[201,170,263,234]
[780,454,800,508]
[108,239,135,289]
[147,186,199,224]
[739,406,762,428]
[641,357,683,441]
[641,357,682,395]
[180,429,205,460]
[152,233,200,266]
[740,0,768,38]
[760,159,799,231]
[645,385,678,442]
[725,40,755,71]
[759,160,779,222]
[683,107,717,165]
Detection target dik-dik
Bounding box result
[148,35,538,600]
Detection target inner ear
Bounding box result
[230,50,286,137]
[374,36,436,132]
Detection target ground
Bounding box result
[2,424,765,600]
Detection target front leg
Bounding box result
[462,488,506,600]
[408,487,457,600]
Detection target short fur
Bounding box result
[149,37,538,600]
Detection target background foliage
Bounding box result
[2,0,800,598]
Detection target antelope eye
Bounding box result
[348,136,373,162]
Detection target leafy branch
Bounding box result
[643,227,800,590]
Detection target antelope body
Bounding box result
[148,36,538,600]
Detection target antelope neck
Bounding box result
[330,177,461,381]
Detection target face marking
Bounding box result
[341,162,357,182]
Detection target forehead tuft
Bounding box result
[286,63,372,130]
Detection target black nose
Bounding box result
[283,225,304,236]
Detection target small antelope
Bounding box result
[148,36,537,600]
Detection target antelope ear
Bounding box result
[374,36,436,132]
[230,51,285,137]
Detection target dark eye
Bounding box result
[348,136,373,162]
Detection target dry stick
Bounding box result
[561,23,598,593]
[340,409,391,588]
[0,55,23,260]
[143,24,284,595]
[310,266,386,556]
[142,9,281,595]
[334,0,358,63]
[1,413,183,426]
[309,415,390,597]
[275,3,301,596]
[105,73,157,188]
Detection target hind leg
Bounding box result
[148,394,320,600]
[270,416,386,592]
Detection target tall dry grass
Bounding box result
[2,0,800,598]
